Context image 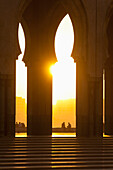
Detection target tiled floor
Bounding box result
[0,136,113,169]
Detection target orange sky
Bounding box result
[53,99,76,128]
[16,97,27,126]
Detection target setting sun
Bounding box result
[51,59,76,105]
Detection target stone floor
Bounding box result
[0,136,113,169]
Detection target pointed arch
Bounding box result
[47,0,88,62]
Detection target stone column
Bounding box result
[0,74,15,137]
[105,58,113,135]
[27,61,52,136]
[76,59,89,137]
[0,75,5,136]
[88,77,103,137]
[76,59,103,137]
[5,74,15,136]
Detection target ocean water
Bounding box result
[15,132,76,137]
[15,133,27,137]
[52,132,76,137]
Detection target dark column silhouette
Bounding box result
[105,13,113,135]
[105,57,113,135]
[27,61,52,135]
[76,59,103,137]
[23,0,56,135]
[88,77,103,137]
[76,60,89,137]
[0,74,15,137]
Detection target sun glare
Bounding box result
[52,59,76,105]
[52,14,76,128]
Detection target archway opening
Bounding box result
[15,23,27,137]
[51,14,76,137]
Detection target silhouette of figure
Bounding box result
[19,122,22,127]
[61,122,66,129]
[67,122,71,129]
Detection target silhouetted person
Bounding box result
[15,122,18,128]
[67,122,71,129]
[19,122,22,127]
[61,122,66,129]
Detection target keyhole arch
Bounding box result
[52,13,76,135]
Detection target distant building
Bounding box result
[16,97,27,127]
